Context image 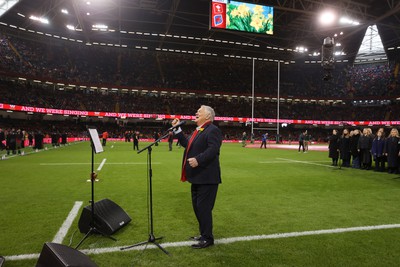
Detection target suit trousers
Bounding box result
[191,183,219,242]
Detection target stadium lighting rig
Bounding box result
[319,10,337,26]
[29,15,49,24]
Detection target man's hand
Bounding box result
[187,157,198,168]
[172,118,180,127]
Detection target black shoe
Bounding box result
[191,240,214,249]
[189,236,202,241]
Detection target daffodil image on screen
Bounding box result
[226,1,274,35]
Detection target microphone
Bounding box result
[167,120,186,131]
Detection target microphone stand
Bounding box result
[121,131,171,255]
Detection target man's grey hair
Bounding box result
[201,105,215,122]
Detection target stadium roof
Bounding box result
[1,0,400,63]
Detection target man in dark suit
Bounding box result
[172,105,222,249]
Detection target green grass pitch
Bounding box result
[1,141,400,266]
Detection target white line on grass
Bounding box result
[0,142,80,160]
[40,162,160,166]
[5,223,400,261]
[259,161,297,163]
[259,160,331,164]
[52,201,83,244]
[277,158,336,168]
[97,158,107,171]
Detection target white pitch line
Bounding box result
[40,162,161,166]
[259,160,331,164]
[1,142,80,160]
[97,158,107,171]
[5,223,400,261]
[40,163,91,165]
[277,158,336,168]
[105,162,161,165]
[52,201,83,244]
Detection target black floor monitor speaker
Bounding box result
[36,242,98,267]
[78,198,131,235]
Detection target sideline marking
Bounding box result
[0,142,80,160]
[277,158,336,168]
[97,158,107,171]
[5,223,400,261]
[52,201,83,244]
[259,160,331,164]
[40,162,161,166]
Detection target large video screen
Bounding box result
[210,0,274,35]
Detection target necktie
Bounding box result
[180,129,199,182]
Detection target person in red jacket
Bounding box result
[102,131,108,146]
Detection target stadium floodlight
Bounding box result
[295,46,308,53]
[92,24,108,29]
[61,8,68,14]
[66,24,75,30]
[29,15,49,24]
[319,10,337,26]
[339,17,360,26]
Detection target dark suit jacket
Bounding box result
[175,123,222,184]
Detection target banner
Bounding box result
[1,102,399,126]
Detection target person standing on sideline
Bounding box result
[260,132,268,149]
[384,128,400,174]
[372,130,386,172]
[0,128,5,151]
[172,105,222,249]
[339,128,351,167]
[241,132,247,147]
[133,131,139,151]
[298,130,305,153]
[358,128,373,170]
[328,129,339,166]
[350,129,361,168]
[167,130,174,151]
[102,131,108,146]
[153,131,159,146]
[304,130,310,152]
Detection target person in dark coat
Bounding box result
[350,129,361,168]
[6,129,16,155]
[298,131,306,153]
[167,130,174,151]
[358,128,373,170]
[328,129,339,166]
[384,128,400,174]
[371,130,386,172]
[172,105,222,249]
[133,131,139,151]
[339,128,351,167]
[153,131,159,146]
[0,128,5,150]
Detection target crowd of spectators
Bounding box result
[0,80,400,121]
[1,31,400,146]
[2,78,400,122]
[1,32,399,99]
